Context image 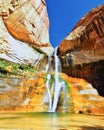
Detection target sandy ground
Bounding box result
[0,112,104,130]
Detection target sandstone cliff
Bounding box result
[58,5,104,96]
[0,0,53,67]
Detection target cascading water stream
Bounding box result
[50,47,65,112]
[42,47,67,112]
[45,56,52,111]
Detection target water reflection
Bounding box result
[41,112,68,130]
[46,113,59,130]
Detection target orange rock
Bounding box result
[61,73,104,115]
[58,5,104,97]
[0,0,53,66]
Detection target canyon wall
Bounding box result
[0,0,53,66]
[58,5,104,97]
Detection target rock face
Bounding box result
[61,74,104,115]
[0,0,53,66]
[58,5,104,96]
[0,74,46,112]
[0,73,69,112]
[0,0,54,112]
[0,73,104,115]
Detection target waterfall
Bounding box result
[49,47,66,112]
[42,47,67,112]
[41,55,52,111]
[45,56,52,111]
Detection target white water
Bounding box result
[49,47,64,112]
[45,56,52,111]
[46,74,52,110]
[41,56,52,111]
[42,47,66,112]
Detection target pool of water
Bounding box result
[0,112,104,130]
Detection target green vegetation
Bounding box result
[0,59,36,77]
